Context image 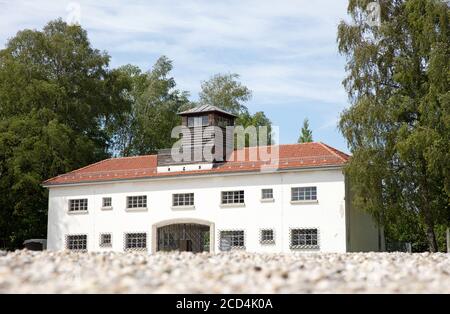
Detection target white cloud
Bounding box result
[0,0,351,149]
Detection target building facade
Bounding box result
[44,106,383,253]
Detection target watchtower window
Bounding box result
[187,115,209,127]
[217,116,231,127]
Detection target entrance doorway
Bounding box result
[157,223,210,253]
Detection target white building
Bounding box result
[44,106,384,253]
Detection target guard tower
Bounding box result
[157,105,236,170]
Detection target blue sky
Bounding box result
[0,0,351,152]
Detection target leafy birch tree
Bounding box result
[337,0,449,251]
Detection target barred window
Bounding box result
[221,191,245,204]
[290,229,319,249]
[126,195,147,209]
[100,233,112,248]
[125,233,147,250]
[260,229,275,244]
[261,188,273,200]
[172,193,194,207]
[102,197,112,207]
[220,230,245,250]
[66,235,87,251]
[291,186,317,201]
[69,199,88,212]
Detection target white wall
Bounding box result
[47,168,349,253]
[346,182,382,252]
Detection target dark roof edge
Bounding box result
[178,104,237,117]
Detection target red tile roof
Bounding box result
[43,142,349,186]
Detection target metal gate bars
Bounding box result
[157,223,210,253]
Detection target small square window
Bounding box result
[260,229,275,244]
[261,189,273,200]
[100,233,112,248]
[102,197,112,208]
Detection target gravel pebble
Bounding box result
[0,250,448,293]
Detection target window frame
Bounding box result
[260,229,275,244]
[68,198,88,213]
[172,193,195,208]
[221,190,245,206]
[124,232,147,251]
[290,228,319,249]
[102,197,112,209]
[187,115,209,127]
[291,186,317,202]
[219,230,245,250]
[261,188,274,201]
[126,195,147,210]
[66,234,87,251]
[99,233,112,248]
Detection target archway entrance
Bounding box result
[157,223,209,253]
[152,219,214,253]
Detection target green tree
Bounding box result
[337,0,449,251]
[0,19,131,249]
[114,56,191,156]
[199,73,251,115]
[298,118,313,143]
[199,73,273,146]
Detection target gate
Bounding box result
[157,223,210,253]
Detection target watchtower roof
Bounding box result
[178,104,237,117]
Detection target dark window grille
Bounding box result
[220,230,245,250]
[290,228,319,249]
[100,233,112,248]
[125,233,147,250]
[260,229,275,244]
[66,235,87,251]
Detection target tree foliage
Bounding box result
[0,20,275,249]
[199,73,273,145]
[0,20,131,249]
[298,118,313,143]
[199,73,251,115]
[113,57,190,156]
[337,0,449,251]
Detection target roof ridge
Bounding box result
[276,142,318,146]
[318,142,349,162]
[108,154,156,160]
[233,142,318,150]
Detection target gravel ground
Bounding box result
[0,250,448,293]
